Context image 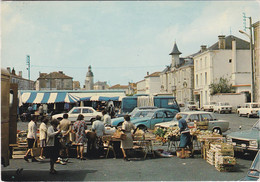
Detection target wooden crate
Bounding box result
[215,156,236,165]
[215,164,235,172]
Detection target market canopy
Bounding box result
[21,92,80,104]
[80,96,125,101]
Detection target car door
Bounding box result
[82,108,94,121]
[149,111,166,129]
[69,108,81,122]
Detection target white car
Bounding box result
[155,111,229,134]
[201,102,217,112]
[213,102,232,114]
[237,103,260,118]
[52,107,102,124]
[186,101,198,111]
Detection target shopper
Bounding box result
[176,113,193,158]
[73,114,87,160]
[46,119,61,174]
[39,118,48,160]
[120,115,137,161]
[38,104,43,116]
[58,113,72,158]
[24,114,39,162]
[102,110,111,126]
[92,115,105,157]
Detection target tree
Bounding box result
[209,77,235,95]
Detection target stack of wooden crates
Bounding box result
[206,142,236,172]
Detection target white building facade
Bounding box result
[193,35,251,107]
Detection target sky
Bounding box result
[1,1,260,87]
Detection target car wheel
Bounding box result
[238,112,242,117]
[137,125,147,131]
[213,128,222,134]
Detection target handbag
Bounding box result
[31,142,41,157]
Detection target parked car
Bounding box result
[201,102,217,112]
[237,103,260,118]
[213,102,232,114]
[155,111,230,134]
[111,108,178,130]
[240,150,259,181]
[112,108,159,127]
[52,107,102,124]
[116,106,158,117]
[226,119,260,153]
[186,101,198,111]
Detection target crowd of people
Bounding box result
[23,105,194,174]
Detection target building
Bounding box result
[193,35,251,107]
[36,71,73,91]
[7,67,34,90]
[136,72,161,95]
[94,81,109,90]
[136,80,146,94]
[85,65,94,90]
[73,81,81,90]
[160,43,195,104]
[109,84,128,94]
[253,21,260,102]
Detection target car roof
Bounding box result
[179,111,213,114]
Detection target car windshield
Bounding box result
[252,120,260,130]
[251,104,260,108]
[172,114,188,121]
[220,103,230,106]
[132,110,154,118]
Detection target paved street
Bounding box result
[1,112,259,181]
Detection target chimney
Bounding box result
[218,35,226,49]
[11,68,16,75]
[19,71,22,77]
[200,45,207,52]
[7,67,11,73]
[147,72,149,76]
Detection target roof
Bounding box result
[109,84,128,89]
[169,42,182,55]
[38,71,72,79]
[145,72,161,78]
[207,35,250,50]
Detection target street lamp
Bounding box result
[239,17,255,102]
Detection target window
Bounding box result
[154,112,165,118]
[205,72,207,85]
[83,109,93,113]
[196,74,198,87]
[189,114,199,122]
[164,111,174,118]
[71,108,81,114]
[200,73,202,86]
[229,59,232,63]
[205,57,207,67]
[200,114,214,121]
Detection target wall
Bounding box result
[136,80,146,94]
[210,93,247,110]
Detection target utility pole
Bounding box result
[240,13,255,102]
[26,55,31,89]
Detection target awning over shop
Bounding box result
[80,96,125,101]
[21,92,80,104]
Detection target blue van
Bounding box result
[120,95,180,114]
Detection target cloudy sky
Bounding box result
[1,1,260,87]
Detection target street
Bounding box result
[1,112,259,181]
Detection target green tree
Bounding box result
[209,77,235,95]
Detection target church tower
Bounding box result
[85,65,94,90]
[169,42,182,68]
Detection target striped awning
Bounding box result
[80,96,125,101]
[21,92,80,104]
